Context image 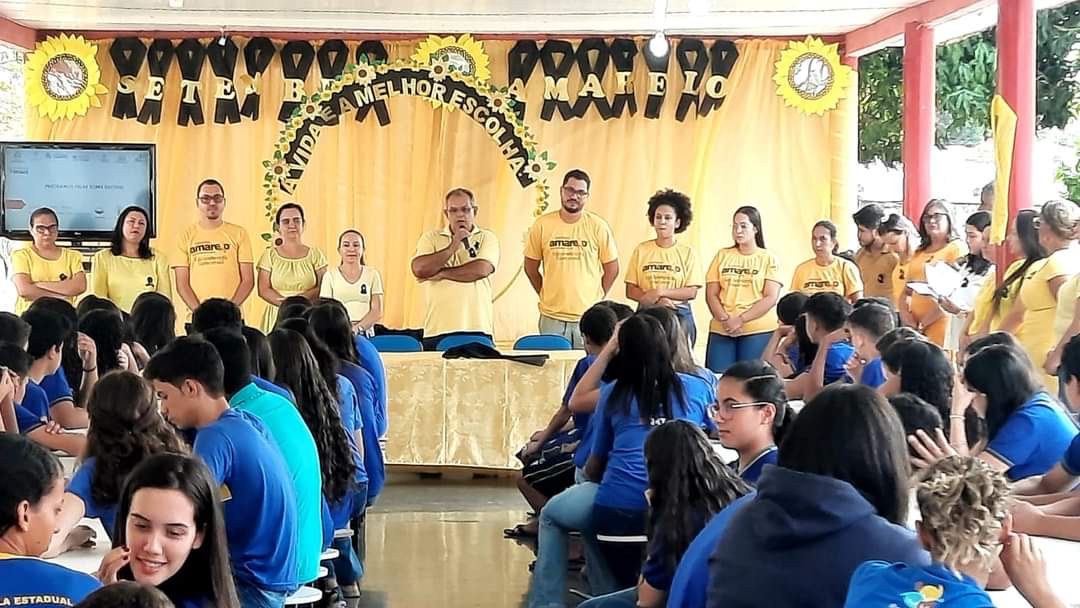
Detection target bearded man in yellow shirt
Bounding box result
[523,169,619,349]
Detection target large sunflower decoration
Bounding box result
[773,37,853,116]
[411,34,491,110]
[25,34,109,121]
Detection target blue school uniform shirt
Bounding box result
[332,374,366,528]
[737,446,778,484]
[228,382,322,586]
[1061,433,1080,475]
[354,335,388,437]
[845,561,994,607]
[824,342,856,385]
[860,357,886,388]
[591,372,715,511]
[565,355,596,469]
[984,391,1078,481]
[666,493,755,608]
[39,369,74,406]
[251,374,293,402]
[0,555,100,607]
[66,457,120,535]
[338,361,384,505]
[193,408,299,592]
[15,382,51,433]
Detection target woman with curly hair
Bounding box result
[845,456,1065,607]
[45,371,186,557]
[790,220,863,304]
[880,339,953,422]
[625,189,704,345]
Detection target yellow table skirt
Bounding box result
[381,350,583,470]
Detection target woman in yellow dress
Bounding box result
[11,207,86,313]
[900,200,967,347]
[91,206,172,313]
[256,203,328,333]
[876,213,919,307]
[790,220,863,304]
[1002,201,1080,391]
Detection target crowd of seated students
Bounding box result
[0,293,388,608]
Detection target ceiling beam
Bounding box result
[0,14,36,49]
[843,0,993,57]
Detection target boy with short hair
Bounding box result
[785,292,854,400]
[845,303,896,388]
[21,308,87,428]
[0,342,84,455]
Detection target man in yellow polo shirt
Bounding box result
[411,188,500,351]
[171,179,254,315]
[523,169,619,348]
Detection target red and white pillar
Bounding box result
[902,21,935,221]
[998,0,1036,216]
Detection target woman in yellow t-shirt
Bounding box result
[319,229,384,335]
[901,201,967,347]
[625,189,704,345]
[1006,201,1080,391]
[704,206,783,373]
[790,220,863,304]
[876,213,919,307]
[256,203,328,333]
[10,207,86,314]
[90,206,172,313]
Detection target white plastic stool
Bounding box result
[321,548,340,561]
[284,586,321,606]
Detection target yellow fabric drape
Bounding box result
[29,37,848,340]
[990,94,1018,245]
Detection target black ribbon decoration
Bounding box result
[175,39,207,126]
[316,40,349,126]
[698,40,739,118]
[675,39,709,122]
[239,37,275,121]
[507,40,540,119]
[137,39,174,125]
[608,38,638,118]
[643,39,671,119]
[572,38,613,120]
[278,41,316,122]
[354,41,391,125]
[539,40,576,121]
[109,38,146,120]
[206,38,240,124]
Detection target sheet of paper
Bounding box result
[907,281,938,297]
[924,261,963,298]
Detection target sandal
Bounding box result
[503,523,538,538]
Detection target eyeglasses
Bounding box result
[32,224,58,235]
[198,195,225,204]
[709,400,773,417]
[924,212,949,222]
[562,186,589,199]
[446,205,476,216]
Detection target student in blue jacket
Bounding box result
[96,452,240,608]
[846,456,1065,608]
[712,360,792,484]
[706,384,929,607]
[0,433,100,607]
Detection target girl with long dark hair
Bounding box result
[319,230,384,336]
[942,211,994,353]
[48,371,186,557]
[790,220,863,304]
[78,309,129,375]
[703,206,782,373]
[91,206,171,312]
[257,203,328,333]
[902,200,967,346]
[96,452,239,608]
[713,360,793,484]
[880,339,953,423]
[129,292,175,357]
[973,209,1045,338]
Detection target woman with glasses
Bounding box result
[712,360,793,484]
[256,202,328,333]
[901,201,967,347]
[90,206,171,313]
[11,207,86,314]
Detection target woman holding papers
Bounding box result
[940,212,994,353]
[900,201,967,347]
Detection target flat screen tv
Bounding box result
[0,142,156,241]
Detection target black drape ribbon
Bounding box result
[643,39,671,119]
[507,40,540,119]
[175,38,207,126]
[239,37,275,121]
[354,41,390,125]
[316,40,349,125]
[539,40,576,121]
[675,39,709,122]
[609,38,638,118]
[110,38,146,119]
[572,38,613,119]
[698,40,739,117]
[278,41,315,122]
[137,39,174,125]
[207,38,240,124]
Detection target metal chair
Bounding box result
[369,334,423,353]
[513,334,573,351]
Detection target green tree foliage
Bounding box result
[859,1,1080,166]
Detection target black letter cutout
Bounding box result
[316,40,349,125]
[572,38,613,120]
[539,40,576,121]
[239,37,275,121]
[278,41,315,122]
[644,39,670,120]
[609,38,638,118]
[698,40,739,118]
[507,40,540,119]
[675,39,708,122]
[109,38,146,120]
[137,39,174,125]
[354,41,390,125]
[175,39,207,126]
[207,38,240,124]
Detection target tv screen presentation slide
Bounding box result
[3,146,152,233]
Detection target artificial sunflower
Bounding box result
[429,58,451,82]
[355,64,376,86]
[412,34,491,83]
[773,37,853,116]
[24,34,108,121]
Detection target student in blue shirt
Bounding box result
[347,322,388,437]
[0,342,84,455]
[22,308,89,428]
[48,371,185,558]
[143,337,299,608]
[784,292,855,400]
[665,493,754,608]
[0,433,100,607]
[707,385,929,607]
[0,312,81,426]
[713,360,791,484]
[845,301,896,389]
[881,338,953,424]
[846,456,1065,608]
[239,326,294,402]
[579,421,750,608]
[200,328,323,587]
[762,292,809,377]
[96,452,240,608]
[25,297,96,412]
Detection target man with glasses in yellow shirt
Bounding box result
[524,169,619,349]
[171,179,254,316]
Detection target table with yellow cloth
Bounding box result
[381,350,584,470]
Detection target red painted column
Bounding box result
[902,21,935,221]
[998,0,1035,216]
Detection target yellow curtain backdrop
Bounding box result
[28,37,852,340]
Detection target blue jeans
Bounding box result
[705,331,774,373]
[579,587,638,608]
[235,580,288,608]
[675,306,697,347]
[527,481,616,608]
[539,314,584,349]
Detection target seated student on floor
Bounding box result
[579,421,750,608]
[784,292,854,400]
[0,433,100,606]
[707,384,928,607]
[844,302,896,389]
[200,329,323,588]
[94,452,240,608]
[143,337,299,608]
[22,308,88,428]
[713,360,792,484]
[845,456,1065,608]
[0,342,84,455]
[762,292,809,378]
[28,297,95,409]
[47,371,185,558]
[507,301,621,539]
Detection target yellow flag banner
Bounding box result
[990,94,1017,244]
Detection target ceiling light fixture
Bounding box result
[218,27,227,46]
[648,31,669,57]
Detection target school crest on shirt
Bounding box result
[895,583,943,608]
